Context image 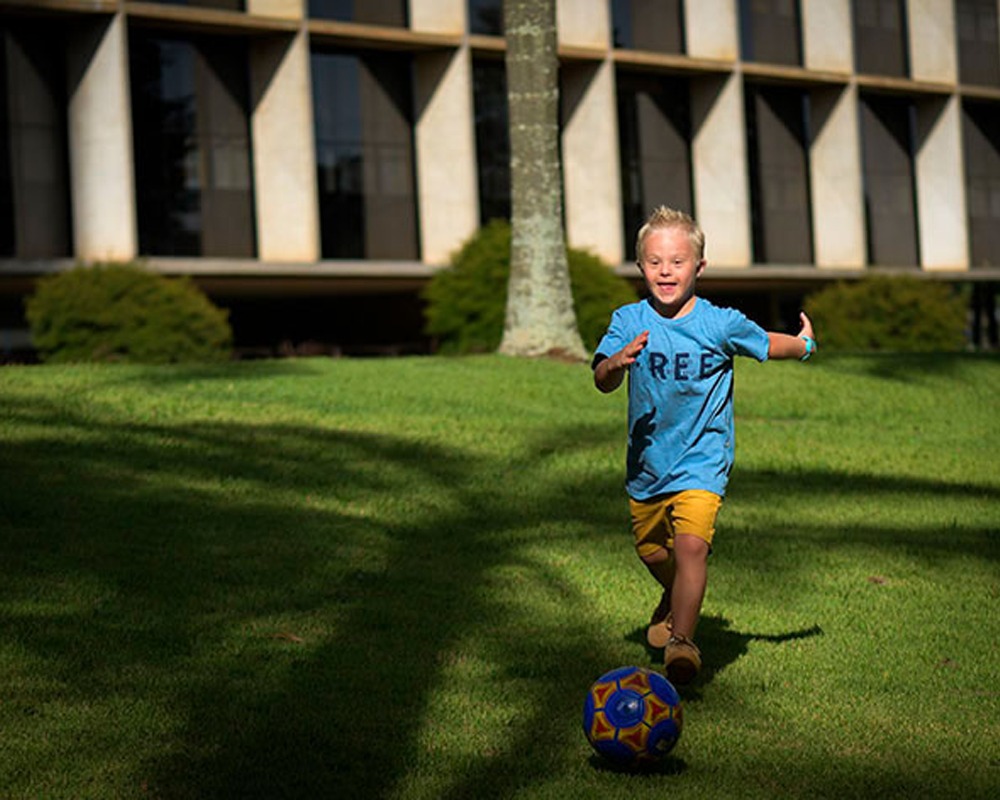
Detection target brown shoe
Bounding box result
[646,590,673,648]
[664,634,701,685]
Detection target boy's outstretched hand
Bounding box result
[616,331,650,367]
[594,331,649,393]
[767,311,817,361]
[797,311,814,341]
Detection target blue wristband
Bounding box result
[799,335,816,361]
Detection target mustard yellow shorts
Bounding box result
[629,489,723,559]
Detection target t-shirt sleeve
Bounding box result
[723,308,770,362]
[592,306,633,368]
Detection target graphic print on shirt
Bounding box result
[627,407,657,483]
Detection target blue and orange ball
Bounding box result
[582,666,683,767]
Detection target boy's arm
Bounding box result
[593,331,649,393]
[767,312,816,361]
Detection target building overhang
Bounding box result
[3,259,999,301]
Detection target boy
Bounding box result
[592,206,816,685]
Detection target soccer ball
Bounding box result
[582,666,683,767]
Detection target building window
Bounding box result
[0,23,72,258]
[616,71,692,260]
[468,0,503,36]
[963,101,1000,267]
[132,1,245,9]
[859,94,919,266]
[744,83,812,264]
[472,58,510,224]
[309,0,408,25]
[739,0,802,66]
[611,0,684,53]
[956,0,1000,87]
[130,31,256,258]
[311,49,419,259]
[852,0,909,77]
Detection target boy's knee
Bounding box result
[673,533,709,561]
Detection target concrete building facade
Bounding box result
[1,0,998,355]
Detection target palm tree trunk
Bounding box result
[498,0,586,360]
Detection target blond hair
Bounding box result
[635,206,705,263]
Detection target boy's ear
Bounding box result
[696,259,707,277]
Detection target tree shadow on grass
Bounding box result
[0,395,636,799]
[730,466,1000,506]
[0,388,995,798]
[819,351,1000,385]
[86,358,330,387]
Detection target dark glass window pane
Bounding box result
[956,0,1000,86]
[611,0,684,53]
[311,50,418,259]
[130,31,256,257]
[131,36,198,256]
[309,0,408,26]
[852,0,909,77]
[616,71,691,260]
[134,1,245,8]
[472,59,510,224]
[745,84,812,263]
[963,102,1000,267]
[0,37,10,257]
[0,23,71,258]
[468,0,503,35]
[859,95,919,266]
[739,0,802,65]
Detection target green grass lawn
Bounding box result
[0,353,997,799]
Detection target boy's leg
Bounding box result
[662,491,721,685]
[669,533,709,639]
[630,498,675,647]
[641,548,675,647]
[665,535,709,685]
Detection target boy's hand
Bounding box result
[612,331,649,369]
[594,331,648,393]
[797,312,815,341]
[767,312,817,360]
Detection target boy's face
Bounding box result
[638,226,705,318]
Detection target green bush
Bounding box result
[803,275,967,352]
[25,262,233,364]
[422,220,638,354]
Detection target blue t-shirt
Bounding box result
[594,297,770,500]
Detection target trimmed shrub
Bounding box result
[803,275,967,352]
[423,220,638,354]
[25,262,232,364]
